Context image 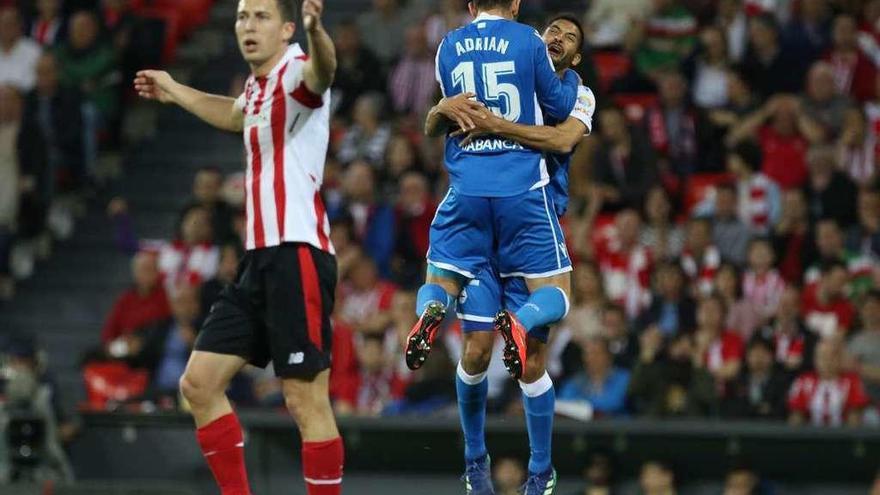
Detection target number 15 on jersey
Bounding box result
[451,60,522,122]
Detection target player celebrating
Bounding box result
[427,14,593,495]
[408,0,578,379]
[133,1,343,494]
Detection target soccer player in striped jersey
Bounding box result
[422,14,594,495]
[134,1,343,494]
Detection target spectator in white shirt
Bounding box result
[0,7,41,92]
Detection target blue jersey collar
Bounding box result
[472,12,506,23]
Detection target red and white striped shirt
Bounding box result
[235,44,333,253]
[743,269,786,319]
[787,371,870,426]
[596,239,654,320]
[737,173,778,234]
[681,245,721,296]
[30,18,61,46]
[774,332,805,365]
[142,241,220,296]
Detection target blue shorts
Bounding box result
[457,266,551,343]
[427,186,572,279]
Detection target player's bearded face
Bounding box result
[235,0,294,65]
[542,20,582,70]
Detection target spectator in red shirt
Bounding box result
[824,14,877,103]
[334,334,408,417]
[768,285,818,373]
[596,209,654,319]
[694,294,745,385]
[727,94,824,189]
[681,217,721,296]
[802,259,857,337]
[101,250,170,350]
[773,189,813,283]
[392,171,435,288]
[337,254,397,335]
[788,337,869,426]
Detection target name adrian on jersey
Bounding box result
[455,36,510,56]
[461,137,525,153]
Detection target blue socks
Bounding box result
[416,283,455,317]
[456,362,489,462]
[515,286,569,337]
[520,372,555,475]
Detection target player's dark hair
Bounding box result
[275,0,296,22]
[471,0,515,11]
[546,13,585,48]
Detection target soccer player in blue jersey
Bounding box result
[407,0,578,378]
[418,12,594,495]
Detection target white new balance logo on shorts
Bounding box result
[289,352,305,364]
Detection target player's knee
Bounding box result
[521,353,547,384]
[461,346,491,374]
[179,372,215,408]
[282,380,332,426]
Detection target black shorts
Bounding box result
[195,242,337,378]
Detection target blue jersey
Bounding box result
[435,13,579,197]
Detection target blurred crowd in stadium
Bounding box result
[3,0,880,460]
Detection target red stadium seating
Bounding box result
[612,93,659,123]
[133,0,215,63]
[593,50,631,93]
[82,362,150,411]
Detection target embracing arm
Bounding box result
[425,93,489,137]
[425,103,452,137]
[474,114,587,154]
[134,70,243,133]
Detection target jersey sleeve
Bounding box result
[569,86,596,134]
[285,58,325,109]
[234,92,247,113]
[532,31,577,121]
[434,37,449,97]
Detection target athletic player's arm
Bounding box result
[134,70,244,133]
[456,86,595,153]
[425,93,487,137]
[301,0,336,95]
[473,115,586,154]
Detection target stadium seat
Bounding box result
[82,362,150,411]
[150,0,214,38]
[593,50,631,93]
[612,93,659,123]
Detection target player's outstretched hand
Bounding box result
[438,93,487,133]
[134,70,176,104]
[303,0,323,32]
